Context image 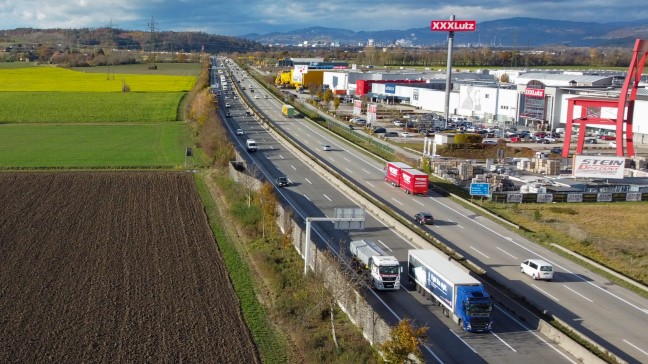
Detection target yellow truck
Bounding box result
[281,104,295,117]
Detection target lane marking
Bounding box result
[531,284,560,301]
[345,168,353,174]
[361,168,370,174]
[491,332,517,352]
[412,199,425,206]
[496,247,517,260]
[377,240,392,251]
[449,330,477,354]
[563,285,594,303]
[366,182,375,188]
[623,339,648,358]
[323,194,332,202]
[495,305,578,363]
[304,178,312,185]
[470,246,490,259]
[343,157,351,162]
[391,198,404,206]
[279,155,285,159]
[291,165,297,171]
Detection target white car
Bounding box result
[400,132,411,138]
[236,129,244,136]
[609,141,617,148]
[254,95,259,99]
[322,144,331,151]
[393,120,405,127]
[521,259,554,281]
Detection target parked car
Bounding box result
[550,147,562,154]
[599,135,615,140]
[392,120,405,127]
[400,132,411,138]
[372,127,386,134]
[609,141,617,148]
[414,212,434,225]
[245,111,253,116]
[482,140,497,145]
[276,176,289,187]
[543,136,556,143]
[226,112,231,117]
[384,132,398,137]
[521,259,554,281]
[586,138,598,144]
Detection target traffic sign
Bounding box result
[470,183,490,196]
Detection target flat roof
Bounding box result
[409,250,480,285]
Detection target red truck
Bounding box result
[400,168,429,195]
[385,162,413,186]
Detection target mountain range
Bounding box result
[241,17,648,48]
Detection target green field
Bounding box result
[71,63,203,76]
[0,66,196,92]
[0,92,185,122]
[0,123,192,168]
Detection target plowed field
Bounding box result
[0,172,259,363]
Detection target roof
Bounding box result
[516,72,613,87]
[409,250,480,285]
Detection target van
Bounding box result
[521,259,554,281]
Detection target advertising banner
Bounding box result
[367,104,377,122]
[430,20,476,32]
[573,156,625,179]
[353,100,363,116]
[291,65,308,83]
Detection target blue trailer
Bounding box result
[408,250,493,332]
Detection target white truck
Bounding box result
[349,240,401,290]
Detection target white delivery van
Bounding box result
[521,259,554,281]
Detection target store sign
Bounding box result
[430,20,476,32]
[524,88,545,98]
[573,156,625,179]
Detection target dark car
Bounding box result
[384,132,398,137]
[372,127,387,134]
[586,138,598,144]
[414,212,434,225]
[550,147,562,154]
[276,176,289,187]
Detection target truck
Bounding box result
[246,139,258,152]
[282,104,295,117]
[408,250,493,332]
[400,168,429,195]
[349,240,401,290]
[384,161,413,186]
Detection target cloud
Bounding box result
[0,0,646,36]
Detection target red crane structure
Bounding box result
[562,39,648,158]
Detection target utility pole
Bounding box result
[105,18,118,80]
[147,16,157,70]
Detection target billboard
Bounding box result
[291,65,308,83]
[573,156,625,179]
[430,20,477,32]
[524,88,545,98]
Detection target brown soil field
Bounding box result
[0,171,260,363]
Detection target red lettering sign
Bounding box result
[430,20,477,32]
[524,88,545,98]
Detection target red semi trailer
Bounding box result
[385,162,412,186]
[400,168,429,195]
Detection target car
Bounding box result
[550,147,562,154]
[226,112,231,117]
[609,141,617,148]
[482,139,497,145]
[521,259,554,281]
[392,120,405,127]
[254,95,259,99]
[348,124,354,130]
[225,103,231,108]
[543,136,556,143]
[414,212,434,225]
[384,132,398,138]
[245,111,253,116]
[599,135,615,140]
[586,138,598,144]
[276,176,289,187]
[400,132,411,138]
[372,127,386,134]
[322,144,331,151]
[236,129,244,135]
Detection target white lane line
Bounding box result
[491,332,517,352]
[496,247,517,260]
[377,240,392,251]
[304,178,312,185]
[345,168,353,174]
[291,165,297,171]
[412,199,425,206]
[323,194,332,202]
[269,145,274,150]
[279,155,285,159]
[361,168,370,174]
[391,198,404,206]
[470,246,490,259]
[448,219,464,229]
[430,197,648,315]
[303,194,311,201]
[343,157,351,162]
[623,339,648,358]
[532,284,560,302]
[563,285,594,303]
[449,330,477,354]
[366,182,376,188]
[495,305,578,364]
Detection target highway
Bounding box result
[215,58,583,364]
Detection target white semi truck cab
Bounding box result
[350,240,401,290]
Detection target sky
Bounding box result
[1,0,647,37]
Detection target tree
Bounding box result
[380,318,428,363]
[333,96,341,115]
